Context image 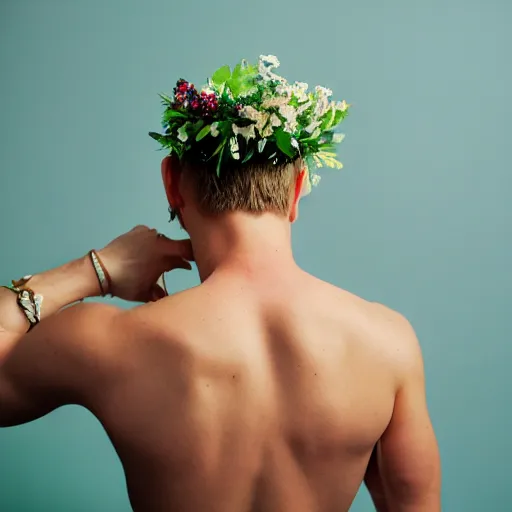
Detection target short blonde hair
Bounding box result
[183,159,300,216]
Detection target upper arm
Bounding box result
[377,315,441,510]
[0,302,122,427]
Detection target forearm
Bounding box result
[0,255,101,336]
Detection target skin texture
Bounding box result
[0,158,440,511]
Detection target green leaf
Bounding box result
[319,132,334,144]
[318,143,336,152]
[212,65,231,86]
[163,109,188,123]
[196,124,211,141]
[226,70,242,97]
[149,131,165,143]
[211,138,227,158]
[230,63,243,84]
[226,62,258,97]
[332,108,346,127]
[275,129,295,158]
[216,144,226,177]
[158,93,173,104]
[192,119,204,131]
[242,147,255,163]
[320,107,336,131]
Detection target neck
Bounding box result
[186,211,296,282]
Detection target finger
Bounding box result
[140,283,167,303]
[132,224,150,232]
[174,239,195,261]
[157,236,195,261]
[150,284,167,301]
[163,257,192,272]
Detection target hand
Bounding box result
[97,225,194,302]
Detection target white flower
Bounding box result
[314,85,333,118]
[239,106,268,135]
[177,124,189,142]
[262,114,282,137]
[294,82,309,91]
[239,105,260,122]
[291,81,309,102]
[276,84,293,97]
[232,123,256,141]
[271,113,281,127]
[230,137,240,160]
[333,133,345,143]
[259,54,280,69]
[291,137,299,149]
[210,122,220,137]
[305,120,321,133]
[310,173,321,186]
[239,106,282,137]
[258,54,285,83]
[262,96,290,109]
[337,99,349,112]
[279,104,298,133]
[314,98,330,118]
[296,100,312,115]
[315,85,333,98]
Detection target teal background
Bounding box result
[0,0,510,510]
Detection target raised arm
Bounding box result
[0,300,121,427]
[0,226,193,427]
[375,316,441,511]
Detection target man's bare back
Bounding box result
[88,267,435,512]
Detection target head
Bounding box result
[151,55,351,241]
[161,155,308,233]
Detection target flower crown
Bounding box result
[149,55,350,192]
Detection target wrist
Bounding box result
[87,250,113,297]
[29,255,103,311]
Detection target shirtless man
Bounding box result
[0,56,440,511]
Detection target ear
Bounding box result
[289,168,307,223]
[161,155,184,213]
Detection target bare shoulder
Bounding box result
[310,275,423,369]
[368,302,424,374]
[117,287,208,358]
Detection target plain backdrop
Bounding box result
[0,0,510,510]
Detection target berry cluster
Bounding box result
[173,79,218,115]
[200,90,219,114]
